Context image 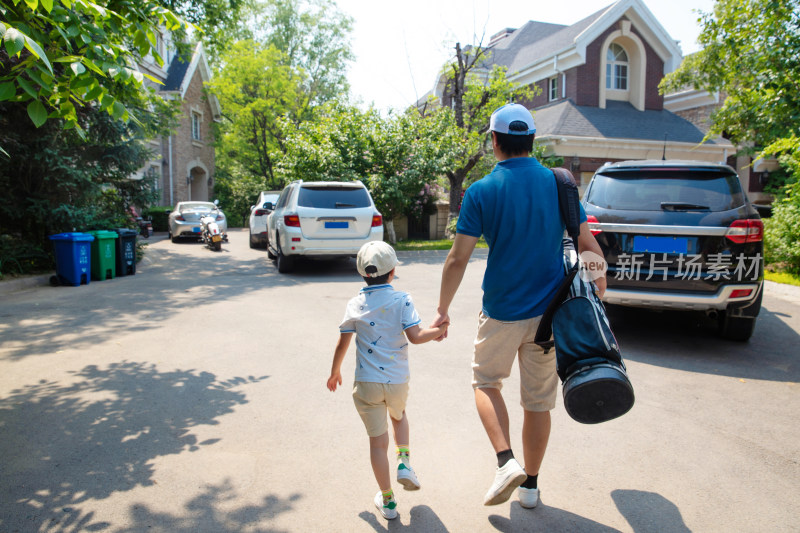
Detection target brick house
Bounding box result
[136,39,222,207]
[425,0,752,195]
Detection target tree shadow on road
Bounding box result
[606,303,800,383]
[611,489,691,533]
[0,361,268,532]
[116,480,300,533]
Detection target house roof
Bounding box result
[534,100,719,145]
[486,8,611,74]
[160,42,222,121]
[162,53,190,91]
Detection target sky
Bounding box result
[333,0,715,113]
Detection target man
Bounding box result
[432,103,606,508]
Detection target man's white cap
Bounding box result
[357,241,398,278]
[490,103,536,135]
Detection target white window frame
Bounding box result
[191,111,202,141]
[605,43,629,91]
[549,76,559,101]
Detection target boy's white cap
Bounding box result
[490,103,536,135]
[357,241,397,277]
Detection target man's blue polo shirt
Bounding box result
[456,157,586,321]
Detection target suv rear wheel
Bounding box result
[276,234,295,273]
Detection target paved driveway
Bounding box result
[1,228,798,532]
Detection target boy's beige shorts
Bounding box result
[472,312,558,412]
[353,381,409,437]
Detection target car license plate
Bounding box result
[633,236,688,254]
[325,221,348,229]
[192,226,201,233]
[211,235,222,243]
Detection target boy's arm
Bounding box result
[404,322,448,345]
[327,332,353,392]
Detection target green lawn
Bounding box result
[765,270,800,287]
[392,238,488,251]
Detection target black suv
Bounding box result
[582,160,764,341]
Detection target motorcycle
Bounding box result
[128,206,153,238]
[200,208,224,251]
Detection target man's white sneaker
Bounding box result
[483,458,527,506]
[397,463,421,490]
[518,486,540,508]
[374,492,398,520]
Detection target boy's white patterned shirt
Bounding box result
[339,284,421,384]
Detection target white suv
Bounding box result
[266,181,384,273]
[248,190,281,248]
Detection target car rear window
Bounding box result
[585,170,745,211]
[297,186,371,209]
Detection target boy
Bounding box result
[326,240,448,520]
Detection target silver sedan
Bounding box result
[167,201,228,243]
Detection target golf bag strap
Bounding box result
[552,167,581,253]
[533,167,583,350]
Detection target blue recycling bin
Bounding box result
[49,233,94,286]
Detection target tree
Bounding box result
[276,104,449,243]
[659,0,800,272]
[235,0,354,112]
[428,43,535,225]
[208,0,354,219]
[659,0,800,159]
[207,40,301,188]
[0,0,189,140]
[155,0,248,64]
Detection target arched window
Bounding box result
[606,43,628,91]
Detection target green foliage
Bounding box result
[0,0,191,138]
[209,1,355,214]
[235,0,354,107]
[207,40,301,188]
[143,206,173,233]
[764,199,800,273]
[212,168,265,227]
[0,233,51,277]
[659,0,800,152]
[0,103,169,256]
[156,0,248,64]
[431,49,537,216]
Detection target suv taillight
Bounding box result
[586,215,602,236]
[372,215,383,227]
[284,215,301,227]
[176,215,185,221]
[726,219,763,244]
[254,209,269,216]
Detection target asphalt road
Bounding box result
[1,228,798,533]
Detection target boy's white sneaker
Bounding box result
[397,463,421,490]
[374,492,398,520]
[483,458,527,506]
[518,486,540,508]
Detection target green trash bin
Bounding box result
[87,230,118,281]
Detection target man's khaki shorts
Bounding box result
[472,312,558,412]
[352,381,409,437]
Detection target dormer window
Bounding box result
[606,43,628,91]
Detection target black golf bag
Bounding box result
[534,168,634,424]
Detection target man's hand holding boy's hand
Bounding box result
[326,372,342,392]
[431,310,450,340]
[433,321,449,342]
